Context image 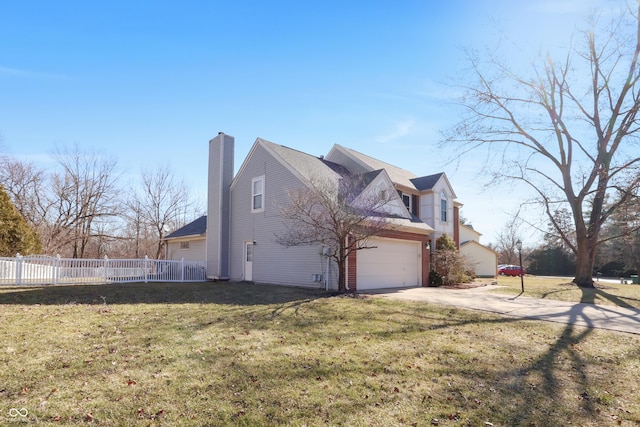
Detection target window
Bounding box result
[180,241,190,250]
[252,176,264,212]
[402,193,411,210]
[246,243,253,262]
[440,191,447,222]
[398,192,418,215]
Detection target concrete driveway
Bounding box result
[363,285,640,335]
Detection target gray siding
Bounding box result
[206,133,234,279]
[325,149,370,175]
[229,143,335,288]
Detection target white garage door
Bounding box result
[357,238,420,289]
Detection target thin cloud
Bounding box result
[375,119,416,144]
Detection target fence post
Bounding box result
[55,254,61,285]
[104,255,109,284]
[145,256,149,283]
[16,253,22,285]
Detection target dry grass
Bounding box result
[491,275,640,309]
[1,281,639,426]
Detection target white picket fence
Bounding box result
[0,254,207,286]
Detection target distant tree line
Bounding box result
[0,143,203,259]
[491,202,640,278]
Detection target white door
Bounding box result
[357,238,420,289]
[244,242,254,281]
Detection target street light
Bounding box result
[516,239,524,293]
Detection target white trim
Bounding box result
[440,191,448,222]
[251,175,265,213]
[244,241,254,281]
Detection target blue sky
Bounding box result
[0,0,609,245]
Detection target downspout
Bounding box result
[324,247,330,291]
[344,235,350,292]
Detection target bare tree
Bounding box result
[610,193,640,275]
[49,145,121,258]
[276,174,397,293]
[133,165,195,259]
[0,156,47,230]
[493,216,523,265]
[448,4,640,287]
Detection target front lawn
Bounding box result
[492,275,640,309]
[1,282,638,426]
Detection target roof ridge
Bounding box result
[258,138,323,160]
[336,144,417,176]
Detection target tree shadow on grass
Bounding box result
[377,301,621,425]
[0,281,330,306]
[578,285,640,309]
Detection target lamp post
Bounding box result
[516,239,524,293]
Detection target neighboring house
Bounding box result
[205,132,475,291]
[459,223,498,278]
[163,215,207,263]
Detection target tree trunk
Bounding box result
[337,259,346,293]
[337,247,347,293]
[573,238,596,288]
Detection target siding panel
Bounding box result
[230,143,332,288]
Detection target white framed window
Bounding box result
[180,241,190,250]
[252,176,264,212]
[440,191,447,222]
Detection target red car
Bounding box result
[498,265,525,276]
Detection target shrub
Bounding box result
[0,184,42,256]
[433,234,473,285]
[428,270,443,287]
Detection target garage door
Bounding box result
[357,238,420,289]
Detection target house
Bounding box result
[204,132,473,291]
[325,145,462,245]
[459,223,498,278]
[163,215,207,262]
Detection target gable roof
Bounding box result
[460,239,498,255]
[460,223,481,237]
[410,173,444,191]
[413,172,458,199]
[327,145,418,190]
[350,169,385,195]
[234,138,346,190]
[326,145,458,199]
[238,139,432,231]
[164,215,207,240]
